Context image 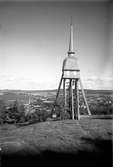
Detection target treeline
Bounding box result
[89,95,113,115]
[0,100,51,125]
[55,95,113,116]
[0,95,113,125]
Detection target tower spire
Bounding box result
[68,16,75,55]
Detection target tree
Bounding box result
[0,100,7,124]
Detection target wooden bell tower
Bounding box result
[53,19,91,120]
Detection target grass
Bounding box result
[0,115,113,167]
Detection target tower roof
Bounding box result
[62,56,79,71]
[62,18,79,71]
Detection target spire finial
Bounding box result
[70,16,72,25]
[68,16,75,55]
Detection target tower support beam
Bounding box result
[77,80,80,120]
[79,79,91,116]
[71,79,74,120]
[63,78,67,114]
[54,73,63,105]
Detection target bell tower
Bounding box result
[53,19,91,120]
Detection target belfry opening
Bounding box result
[52,19,91,120]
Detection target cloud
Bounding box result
[0,74,58,90]
[82,76,113,90]
[0,74,112,90]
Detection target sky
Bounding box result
[0,1,113,90]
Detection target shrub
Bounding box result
[0,100,26,124]
[0,100,7,124]
[60,111,71,120]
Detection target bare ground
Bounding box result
[0,115,113,167]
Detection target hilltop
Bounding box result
[0,116,112,167]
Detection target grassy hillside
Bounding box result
[0,116,112,167]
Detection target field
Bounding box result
[0,89,113,105]
[0,116,113,167]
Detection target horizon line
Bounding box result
[0,88,113,91]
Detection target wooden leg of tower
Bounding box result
[71,79,74,120]
[52,73,63,118]
[63,78,66,114]
[74,80,77,119]
[55,73,63,105]
[77,80,80,120]
[79,79,91,116]
[68,79,71,113]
